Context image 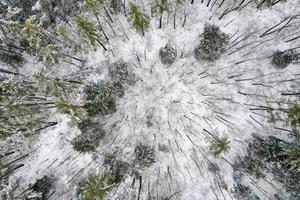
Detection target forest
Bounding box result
[0,0,299,199]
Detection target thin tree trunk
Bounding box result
[159,13,163,29]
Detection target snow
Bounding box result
[2,0,300,199]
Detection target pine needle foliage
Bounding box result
[34,72,78,100]
[232,184,260,200]
[134,145,155,167]
[57,27,79,52]
[75,16,107,51]
[78,172,120,200]
[8,20,60,65]
[83,82,124,117]
[84,82,124,102]
[152,0,170,28]
[72,119,105,152]
[72,130,105,152]
[234,136,300,199]
[84,99,116,117]
[194,24,229,61]
[286,104,300,129]
[268,102,300,139]
[109,61,133,85]
[85,0,102,16]
[175,0,185,5]
[128,2,150,36]
[55,100,87,118]
[152,0,171,14]
[0,81,48,139]
[210,136,230,157]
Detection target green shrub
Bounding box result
[194,24,229,61]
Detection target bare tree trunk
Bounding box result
[159,13,163,29]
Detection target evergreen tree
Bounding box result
[71,127,105,152]
[75,16,107,51]
[232,184,260,200]
[39,0,80,23]
[134,144,155,167]
[77,172,120,200]
[209,136,230,157]
[84,0,109,42]
[39,44,60,65]
[109,61,133,85]
[8,20,61,66]
[153,0,171,28]
[271,50,298,69]
[235,136,300,199]
[194,24,229,61]
[55,100,87,118]
[159,43,177,65]
[57,26,80,52]
[34,72,78,100]
[30,176,55,199]
[128,2,150,36]
[269,102,300,139]
[0,81,49,139]
[82,82,123,117]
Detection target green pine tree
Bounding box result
[9,20,61,66]
[79,172,119,200]
[85,0,109,42]
[0,81,49,139]
[128,2,150,36]
[210,136,230,157]
[153,0,171,28]
[75,16,107,51]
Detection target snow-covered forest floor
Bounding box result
[1,0,300,199]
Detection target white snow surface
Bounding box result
[4,0,300,200]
